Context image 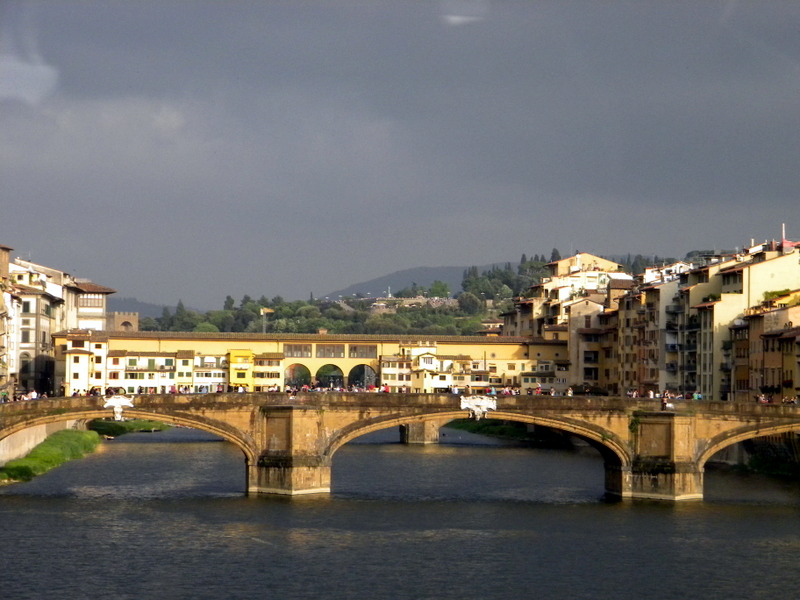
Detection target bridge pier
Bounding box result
[399,421,441,444]
[627,411,704,501]
[248,455,331,495]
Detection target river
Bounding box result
[1,427,799,600]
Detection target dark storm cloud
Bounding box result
[2,0,799,307]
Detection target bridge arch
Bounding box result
[0,408,259,465]
[322,410,632,469]
[697,420,800,470]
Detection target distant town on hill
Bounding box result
[107,249,700,318]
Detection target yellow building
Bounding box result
[52,330,566,396]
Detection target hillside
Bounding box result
[324,264,500,299]
[107,297,170,319]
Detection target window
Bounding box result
[284,344,311,357]
[21,330,30,343]
[349,345,377,358]
[73,356,80,364]
[95,356,102,364]
[72,340,85,348]
[22,301,31,313]
[95,344,103,349]
[78,294,104,308]
[317,344,344,358]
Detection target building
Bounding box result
[51,330,573,396]
[0,250,116,396]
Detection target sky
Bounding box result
[2,0,800,309]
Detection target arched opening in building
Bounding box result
[348,364,377,389]
[316,364,344,389]
[284,364,311,388]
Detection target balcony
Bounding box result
[666,362,678,372]
[665,305,682,314]
[665,344,680,353]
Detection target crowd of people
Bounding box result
[0,389,48,402]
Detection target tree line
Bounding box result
[141,248,677,335]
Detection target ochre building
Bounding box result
[52,330,568,396]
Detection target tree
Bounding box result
[139,317,160,331]
[457,292,483,315]
[550,248,562,262]
[428,280,450,298]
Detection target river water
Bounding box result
[1,427,799,600]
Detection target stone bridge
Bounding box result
[2,393,800,501]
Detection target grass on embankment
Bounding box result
[88,419,171,438]
[0,429,102,482]
[0,420,171,483]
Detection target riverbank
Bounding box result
[0,429,101,483]
[0,420,171,484]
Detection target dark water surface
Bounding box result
[1,427,799,600]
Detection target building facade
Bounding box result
[52,330,572,396]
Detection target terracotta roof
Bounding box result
[609,279,635,289]
[692,300,721,309]
[70,281,117,294]
[763,326,800,339]
[54,329,533,344]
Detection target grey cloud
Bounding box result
[2,1,799,307]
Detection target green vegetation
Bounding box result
[0,429,101,482]
[137,249,681,335]
[140,255,558,335]
[88,419,171,437]
[763,289,792,302]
